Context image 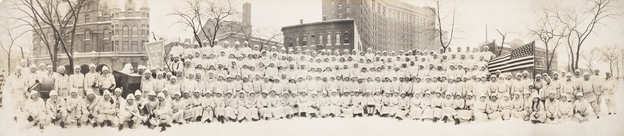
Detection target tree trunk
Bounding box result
[6,52,11,74]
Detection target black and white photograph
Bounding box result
[0,0,623,135]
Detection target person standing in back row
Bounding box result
[97,66,116,95]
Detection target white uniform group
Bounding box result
[3,40,618,133]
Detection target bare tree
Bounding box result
[241,27,283,50]
[595,44,621,75]
[548,0,619,71]
[0,15,28,74]
[11,0,92,73]
[581,48,600,74]
[427,0,462,53]
[494,29,507,56]
[169,0,244,47]
[529,11,565,74]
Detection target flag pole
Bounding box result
[532,40,536,81]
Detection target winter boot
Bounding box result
[195,116,203,122]
[60,121,66,128]
[128,120,135,129]
[454,118,460,125]
[433,117,439,123]
[118,124,124,131]
[159,124,167,132]
[39,124,44,132]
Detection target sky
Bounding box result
[1,0,624,72]
[99,0,624,73]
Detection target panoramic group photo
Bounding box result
[0,0,623,135]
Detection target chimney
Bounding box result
[242,2,252,36]
[300,19,303,24]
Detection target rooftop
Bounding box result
[281,19,354,29]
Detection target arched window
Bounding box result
[311,35,316,45]
[132,26,138,36]
[84,30,91,40]
[295,35,299,46]
[303,35,307,45]
[344,32,350,44]
[327,34,332,45]
[122,25,129,36]
[103,29,110,38]
[335,33,341,45]
[319,33,324,45]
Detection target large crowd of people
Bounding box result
[2,40,619,133]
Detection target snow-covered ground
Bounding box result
[2,82,624,136]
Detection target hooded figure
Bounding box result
[95,90,119,128]
[119,94,142,130]
[46,90,68,128]
[53,66,70,98]
[69,66,86,96]
[23,91,46,130]
[97,66,116,95]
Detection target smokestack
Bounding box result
[300,19,303,24]
[243,2,252,36]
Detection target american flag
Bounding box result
[487,41,535,73]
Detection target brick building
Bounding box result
[322,0,436,52]
[32,0,151,74]
[281,19,361,53]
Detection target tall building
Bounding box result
[322,0,436,52]
[32,0,151,74]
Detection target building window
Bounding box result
[100,42,111,52]
[344,32,350,44]
[84,30,91,40]
[289,38,293,47]
[85,14,89,23]
[132,41,138,51]
[319,33,324,45]
[311,35,316,45]
[338,4,342,9]
[331,1,334,6]
[123,26,129,36]
[295,36,299,46]
[103,29,110,38]
[346,7,350,13]
[141,40,145,51]
[122,41,128,51]
[338,13,343,18]
[303,35,307,45]
[331,9,335,14]
[132,26,138,36]
[335,33,341,45]
[327,34,332,45]
[346,0,350,4]
[85,44,91,52]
